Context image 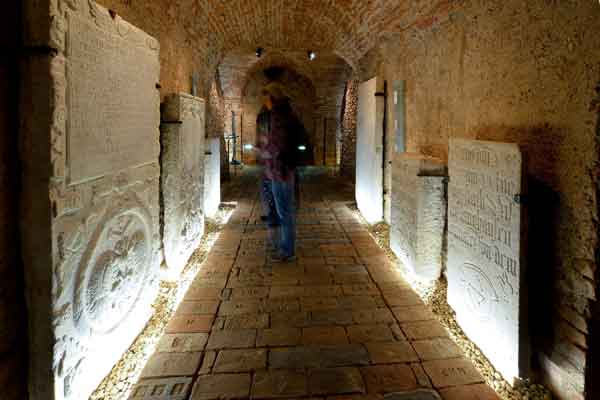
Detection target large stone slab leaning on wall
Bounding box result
[20,1,161,399]
[390,153,446,282]
[161,93,206,276]
[447,138,528,383]
[204,137,221,219]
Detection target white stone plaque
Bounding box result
[204,137,221,219]
[447,138,527,382]
[355,77,384,223]
[161,93,206,276]
[390,154,446,281]
[20,2,161,399]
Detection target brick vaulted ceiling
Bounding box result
[174,0,453,87]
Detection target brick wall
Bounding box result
[340,79,358,180]
[364,1,600,398]
[0,2,29,399]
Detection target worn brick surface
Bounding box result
[213,349,267,372]
[360,365,418,393]
[191,374,251,400]
[422,358,484,388]
[309,368,365,395]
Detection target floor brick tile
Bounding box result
[391,306,436,323]
[439,384,501,399]
[309,368,365,395]
[422,358,484,388]
[382,290,424,307]
[206,329,256,349]
[411,363,433,388]
[365,341,419,364]
[213,348,267,372]
[191,373,251,400]
[342,284,380,296]
[165,315,214,334]
[257,327,302,347]
[222,313,269,330]
[360,364,417,393]
[303,297,340,311]
[412,338,463,361]
[346,324,395,343]
[140,352,203,378]
[309,309,354,326]
[318,344,371,367]
[156,333,208,353]
[303,326,348,345]
[253,370,308,398]
[269,346,321,369]
[352,308,395,324]
[184,287,224,301]
[402,321,449,340]
[176,300,220,315]
[231,286,270,299]
[129,377,193,399]
[271,311,311,328]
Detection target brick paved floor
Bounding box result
[131,168,500,400]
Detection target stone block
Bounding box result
[447,139,528,382]
[438,384,501,400]
[365,341,419,364]
[303,326,348,345]
[20,2,161,399]
[346,324,395,343]
[421,358,484,388]
[390,153,446,282]
[411,338,463,361]
[309,368,365,395]
[384,390,440,400]
[401,321,448,341]
[360,365,417,393]
[165,315,214,334]
[212,348,267,373]
[156,333,209,353]
[203,138,221,219]
[206,329,256,349]
[160,93,205,276]
[257,328,302,347]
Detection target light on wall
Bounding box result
[307,50,316,61]
[298,145,307,151]
[256,47,263,58]
[243,144,254,150]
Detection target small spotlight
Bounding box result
[256,47,263,58]
[308,50,316,61]
[243,144,254,150]
[298,145,307,151]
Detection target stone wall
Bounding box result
[366,1,600,398]
[0,2,28,399]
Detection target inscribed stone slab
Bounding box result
[447,138,527,382]
[390,154,446,281]
[161,93,205,276]
[204,137,221,219]
[20,2,161,400]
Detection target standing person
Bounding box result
[256,103,278,227]
[262,83,303,262]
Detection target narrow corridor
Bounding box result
[132,169,500,400]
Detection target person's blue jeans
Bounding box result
[260,177,278,224]
[271,179,296,257]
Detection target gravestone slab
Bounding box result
[161,93,206,276]
[204,137,221,219]
[21,1,161,399]
[390,154,446,281]
[447,139,528,382]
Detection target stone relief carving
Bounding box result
[73,208,153,334]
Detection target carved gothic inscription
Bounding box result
[447,138,526,382]
[67,10,159,184]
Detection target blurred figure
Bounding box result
[261,83,305,262]
[256,101,278,228]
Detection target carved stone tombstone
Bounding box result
[20,1,161,399]
[204,137,221,219]
[390,154,446,281]
[447,138,528,382]
[161,93,206,275]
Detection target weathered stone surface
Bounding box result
[161,93,205,276]
[447,139,527,382]
[401,321,448,341]
[129,377,193,399]
[191,373,251,400]
[257,328,302,347]
[411,339,463,361]
[438,384,501,400]
[20,2,161,399]
[383,390,441,400]
[206,329,256,349]
[166,315,214,334]
[390,154,446,282]
[203,137,221,219]
[303,326,348,345]
[355,77,384,223]
[347,325,395,343]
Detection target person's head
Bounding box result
[262,83,288,110]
